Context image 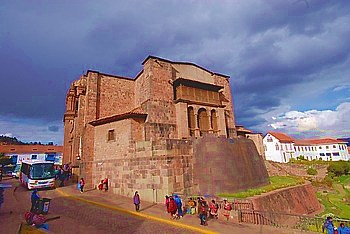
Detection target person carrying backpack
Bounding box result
[168,196,177,219]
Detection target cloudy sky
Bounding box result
[0,0,349,144]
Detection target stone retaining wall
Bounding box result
[251,183,322,215]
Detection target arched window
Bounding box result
[187,106,195,136]
[198,108,209,136]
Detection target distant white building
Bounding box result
[0,144,63,165]
[294,139,349,161]
[263,132,295,163]
[263,132,349,163]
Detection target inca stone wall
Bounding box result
[92,136,193,203]
[192,135,269,195]
[251,183,322,214]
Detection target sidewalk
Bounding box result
[55,184,315,234]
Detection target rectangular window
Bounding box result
[333,145,336,148]
[107,129,115,141]
[332,152,340,156]
[320,153,325,156]
[45,154,56,161]
[319,146,322,149]
[326,153,331,156]
[31,155,37,160]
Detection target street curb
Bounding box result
[55,188,218,234]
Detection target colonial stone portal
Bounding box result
[63,56,269,202]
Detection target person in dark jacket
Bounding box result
[199,200,208,226]
[30,189,40,212]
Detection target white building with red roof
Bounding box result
[263,132,349,163]
[263,132,295,163]
[293,138,349,161]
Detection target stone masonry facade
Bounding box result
[63,56,269,202]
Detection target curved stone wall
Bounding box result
[192,135,269,195]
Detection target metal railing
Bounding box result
[238,209,350,232]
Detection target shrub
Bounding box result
[307,167,318,175]
[327,161,350,177]
[297,155,305,160]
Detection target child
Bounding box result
[79,178,85,193]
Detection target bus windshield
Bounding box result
[30,163,54,179]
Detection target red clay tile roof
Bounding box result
[267,132,295,143]
[0,145,63,154]
[293,140,316,146]
[305,138,347,145]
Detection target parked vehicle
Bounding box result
[12,164,21,178]
[20,160,55,190]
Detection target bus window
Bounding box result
[30,164,54,179]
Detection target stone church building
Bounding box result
[63,56,268,202]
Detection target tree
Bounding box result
[0,153,12,166]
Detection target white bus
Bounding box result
[20,160,55,190]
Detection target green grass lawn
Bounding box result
[317,175,350,219]
[218,176,304,199]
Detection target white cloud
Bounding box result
[0,116,63,145]
[257,102,350,138]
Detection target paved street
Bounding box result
[0,177,317,234]
[0,178,196,234]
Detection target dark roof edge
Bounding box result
[89,113,147,126]
[142,55,230,79]
[86,70,135,81]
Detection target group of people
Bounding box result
[324,217,350,234]
[54,163,72,187]
[28,189,49,230]
[165,194,183,219]
[197,197,232,225]
[164,195,232,225]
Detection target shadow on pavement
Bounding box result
[139,204,157,212]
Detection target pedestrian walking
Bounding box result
[102,178,108,191]
[79,178,85,193]
[133,191,140,211]
[222,199,232,221]
[165,195,170,213]
[199,200,208,226]
[168,196,177,219]
[174,194,183,218]
[209,199,219,219]
[30,189,40,212]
